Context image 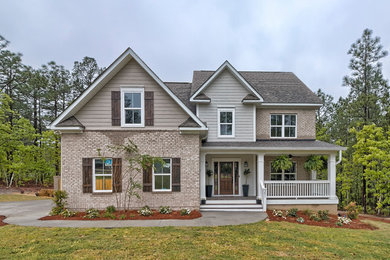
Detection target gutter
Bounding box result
[336,150,342,165]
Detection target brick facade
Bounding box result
[61,130,200,210]
[256,108,316,139]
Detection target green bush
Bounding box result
[303,209,313,216]
[180,208,191,216]
[310,214,321,222]
[138,206,153,216]
[106,205,116,214]
[287,208,298,217]
[318,210,329,221]
[382,208,390,217]
[103,211,116,219]
[49,190,68,216]
[120,214,126,220]
[60,209,76,218]
[345,202,359,219]
[159,206,172,214]
[85,208,100,219]
[296,217,304,223]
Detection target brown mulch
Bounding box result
[267,210,377,230]
[40,210,202,221]
[359,215,390,224]
[0,215,7,226]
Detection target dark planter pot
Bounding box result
[206,185,213,197]
[242,184,249,197]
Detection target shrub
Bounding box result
[38,189,54,197]
[103,212,116,219]
[49,190,68,216]
[318,210,329,221]
[180,208,191,216]
[296,217,304,223]
[382,208,390,217]
[106,205,116,214]
[287,208,298,217]
[310,214,321,222]
[138,206,153,216]
[120,214,126,220]
[85,208,100,219]
[60,209,76,218]
[272,209,284,217]
[337,216,351,225]
[345,202,359,219]
[303,209,313,216]
[159,206,172,214]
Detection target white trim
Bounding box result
[267,198,338,205]
[270,114,297,139]
[179,127,208,131]
[217,108,235,138]
[193,99,211,103]
[253,105,256,141]
[261,103,322,107]
[242,100,262,104]
[200,147,347,152]
[196,104,199,117]
[190,61,264,102]
[120,87,145,127]
[152,158,172,192]
[49,47,207,130]
[92,158,113,193]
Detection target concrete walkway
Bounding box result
[0,200,267,228]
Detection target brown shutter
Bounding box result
[82,158,93,193]
[112,158,122,193]
[172,158,181,192]
[143,165,153,192]
[111,91,121,126]
[145,91,154,126]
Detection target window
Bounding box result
[270,162,297,181]
[121,88,144,127]
[271,114,296,138]
[218,108,235,137]
[153,158,172,191]
[93,158,113,192]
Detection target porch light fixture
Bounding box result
[244,161,248,168]
[289,154,293,158]
[205,161,208,168]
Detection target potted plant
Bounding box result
[242,169,251,197]
[206,169,213,197]
[271,155,293,173]
[304,155,324,180]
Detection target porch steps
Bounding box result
[200,200,264,212]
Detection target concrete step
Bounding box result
[205,200,257,205]
[200,208,264,212]
[201,204,262,209]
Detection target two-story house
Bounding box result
[49,48,345,213]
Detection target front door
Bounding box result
[219,162,233,195]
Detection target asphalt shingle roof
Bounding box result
[164,82,196,113]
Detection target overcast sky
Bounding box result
[1,0,389,99]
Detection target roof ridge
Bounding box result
[164,81,191,84]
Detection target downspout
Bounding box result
[336,150,342,165]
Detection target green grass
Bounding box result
[0,220,389,259]
[0,194,50,202]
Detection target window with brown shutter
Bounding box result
[145,91,154,126]
[172,158,181,192]
[143,166,152,192]
[82,158,93,193]
[112,158,122,193]
[111,91,121,126]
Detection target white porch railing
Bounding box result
[260,181,267,211]
[264,181,330,198]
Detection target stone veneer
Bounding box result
[256,108,316,139]
[61,130,200,211]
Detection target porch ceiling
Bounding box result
[201,140,346,152]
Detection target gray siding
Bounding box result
[198,70,255,142]
[75,58,188,130]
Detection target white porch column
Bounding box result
[257,153,265,201]
[200,152,206,204]
[328,153,337,199]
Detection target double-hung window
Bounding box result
[270,114,296,138]
[270,162,297,181]
[93,158,113,192]
[121,88,144,127]
[218,108,235,137]
[153,158,172,191]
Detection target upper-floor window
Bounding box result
[270,114,296,138]
[218,108,235,137]
[93,158,112,192]
[121,88,144,127]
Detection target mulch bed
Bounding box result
[0,215,7,226]
[40,210,202,221]
[267,210,377,230]
[359,215,390,224]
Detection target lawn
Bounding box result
[0,194,50,202]
[0,219,389,259]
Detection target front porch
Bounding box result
[199,141,344,212]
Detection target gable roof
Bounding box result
[189,61,264,102]
[49,48,207,130]
[191,70,322,105]
[164,82,195,113]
